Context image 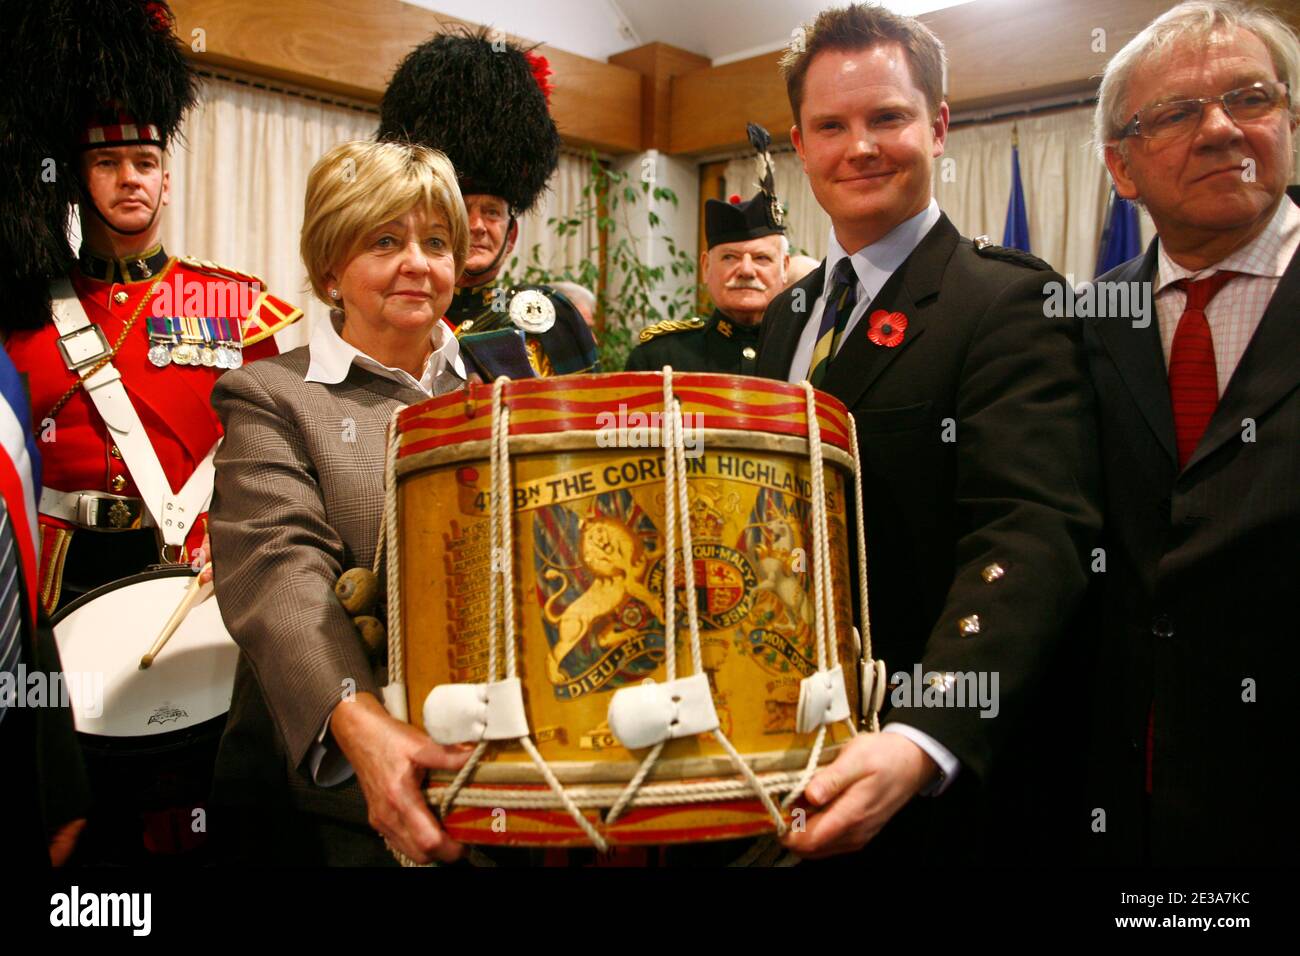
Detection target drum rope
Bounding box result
[847,419,879,732]
[779,385,834,810]
[804,384,834,677]
[780,385,871,811]
[380,407,425,868]
[427,768,813,809]
[606,370,786,835]
[438,379,608,851]
[380,406,405,688]
[604,372,683,827]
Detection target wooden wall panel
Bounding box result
[609,43,711,152]
[670,52,794,155]
[167,0,1300,158]
[666,0,1243,155]
[168,0,642,153]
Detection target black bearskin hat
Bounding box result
[377,26,561,215]
[0,0,197,329]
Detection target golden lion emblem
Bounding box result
[543,517,663,683]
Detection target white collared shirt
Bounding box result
[304,310,467,397]
[1153,197,1300,397]
[786,199,943,383]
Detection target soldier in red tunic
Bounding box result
[1,2,302,614]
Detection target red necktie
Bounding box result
[1148,272,1239,794]
[1167,271,1238,469]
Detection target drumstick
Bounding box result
[139,566,214,670]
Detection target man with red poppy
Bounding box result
[755,3,1101,862]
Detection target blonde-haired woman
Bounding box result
[208,140,471,865]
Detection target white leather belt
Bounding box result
[38,487,147,530]
[47,278,219,548]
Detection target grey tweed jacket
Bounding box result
[208,345,458,827]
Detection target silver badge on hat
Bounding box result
[770,196,785,229]
[509,289,556,334]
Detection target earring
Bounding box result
[329,288,340,300]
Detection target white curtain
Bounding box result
[510,151,600,281]
[935,107,1157,282]
[161,76,377,350]
[723,151,830,260]
[162,77,600,345]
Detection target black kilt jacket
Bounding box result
[754,213,1102,862]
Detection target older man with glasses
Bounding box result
[1083,0,1300,865]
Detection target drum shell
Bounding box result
[396,373,862,846]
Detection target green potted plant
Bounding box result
[506,151,699,371]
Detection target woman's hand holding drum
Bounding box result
[329,693,471,864]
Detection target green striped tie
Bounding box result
[807,258,858,386]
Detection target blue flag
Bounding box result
[1002,144,1031,252]
[1095,185,1141,277]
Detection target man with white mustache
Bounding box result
[625,190,789,375]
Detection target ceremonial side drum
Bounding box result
[52,567,239,861]
[389,371,873,848]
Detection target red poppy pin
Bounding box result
[867,310,908,347]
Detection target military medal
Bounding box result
[211,317,229,368]
[218,317,244,369]
[188,317,204,365]
[147,316,178,366]
[198,318,218,366]
[509,289,556,334]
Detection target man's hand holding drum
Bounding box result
[756,4,1102,865]
[781,732,937,858]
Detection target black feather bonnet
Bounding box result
[377,26,561,216]
[0,0,197,327]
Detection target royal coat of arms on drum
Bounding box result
[384,372,883,851]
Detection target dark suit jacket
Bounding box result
[1081,208,1300,865]
[756,214,1101,860]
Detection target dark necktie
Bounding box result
[806,258,859,387]
[1167,271,1238,469]
[1147,271,1239,789]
